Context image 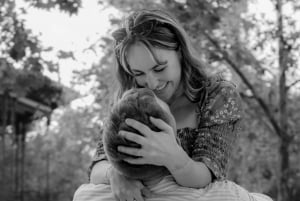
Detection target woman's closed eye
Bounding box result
[153,65,166,73]
[132,66,166,76]
[133,72,144,77]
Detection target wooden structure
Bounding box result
[0,90,53,201]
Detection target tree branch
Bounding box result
[202,31,283,138]
[239,92,254,99]
[287,79,300,91]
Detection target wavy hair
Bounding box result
[112,9,209,102]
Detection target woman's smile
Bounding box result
[154,82,169,93]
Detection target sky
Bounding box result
[16,0,119,94]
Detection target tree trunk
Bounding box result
[10,97,16,195]
[20,123,26,201]
[278,138,290,201]
[0,92,8,182]
[14,127,20,201]
[13,100,22,201]
[46,152,50,201]
[276,0,291,200]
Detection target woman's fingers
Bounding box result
[122,157,146,165]
[150,117,172,133]
[119,130,145,144]
[117,146,143,157]
[125,118,152,137]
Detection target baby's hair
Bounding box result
[103,88,174,179]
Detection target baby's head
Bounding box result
[103,88,176,180]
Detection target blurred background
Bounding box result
[0,0,299,201]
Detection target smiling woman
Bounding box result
[81,8,272,201]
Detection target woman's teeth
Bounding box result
[156,82,168,91]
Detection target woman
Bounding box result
[88,9,272,201]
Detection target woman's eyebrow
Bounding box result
[151,61,168,70]
[131,61,168,73]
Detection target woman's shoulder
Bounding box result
[196,73,243,127]
[206,74,238,98]
[196,73,240,108]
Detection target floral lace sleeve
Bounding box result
[192,79,243,180]
[87,130,108,179]
[92,138,107,162]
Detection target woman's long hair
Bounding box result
[112,9,209,103]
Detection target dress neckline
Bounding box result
[177,127,198,133]
[176,101,202,133]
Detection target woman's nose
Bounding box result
[146,73,159,90]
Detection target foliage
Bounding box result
[0,0,73,108]
[23,0,82,15]
[0,59,63,108]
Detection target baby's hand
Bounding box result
[109,167,151,201]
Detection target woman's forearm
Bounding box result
[167,147,212,188]
[90,160,111,184]
[171,159,212,188]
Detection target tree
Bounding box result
[194,1,300,200]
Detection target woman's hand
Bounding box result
[109,167,151,201]
[117,117,188,170]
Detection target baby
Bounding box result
[102,88,176,181]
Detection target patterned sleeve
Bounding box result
[87,130,108,179]
[192,80,244,180]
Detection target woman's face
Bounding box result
[126,42,183,104]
